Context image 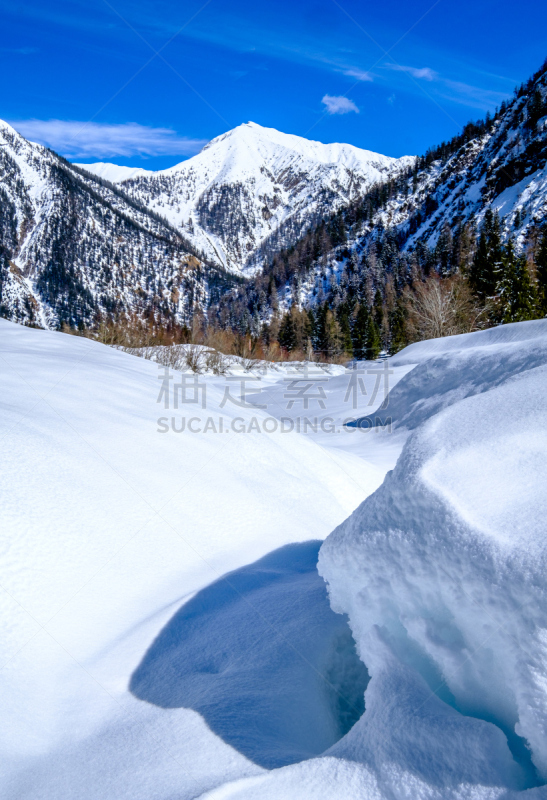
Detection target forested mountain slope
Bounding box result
[0,121,232,329]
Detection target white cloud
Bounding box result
[321,95,359,115]
[8,119,208,159]
[381,64,508,110]
[343,68,373,82]
[440,79,508,110]
[388,64,437,81]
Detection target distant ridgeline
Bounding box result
[0,58,546,355]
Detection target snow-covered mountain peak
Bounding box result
[85,122,414,274]
[169,119,407,176]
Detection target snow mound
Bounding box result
[390,318,547,365]
[319,328,547,791]
[353,318,547,432]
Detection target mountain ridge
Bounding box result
[76,122,414,275]
[0,119,232,329]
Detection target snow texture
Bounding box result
[3,317,547,799]
[130,540,369,769]
[0,318,380,799]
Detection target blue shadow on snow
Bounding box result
[130,540,369,769]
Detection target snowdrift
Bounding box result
[352,318,547,432]
[203,320,547,800]
[316,320,547,796]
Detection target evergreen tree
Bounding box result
[351,303,369,360]
[329,212,347,247]
[536,226,547,315]
[436,223,454,276]
[526,89,545,130]
[373,288,383,327]
[307,308,317,345]
[278,306,313,351]
[469,210,503,299]
[323,309,344,358]
[388,299,407,354]
[516,254,537,320]
[496,239,537,323]
[365,316,382,360]
[314,303,328,354]
[452,221,476,275]
[278,310,296,350]
[336,305,353,356]
[514,208,521,228]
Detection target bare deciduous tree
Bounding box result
[404,275,487,342]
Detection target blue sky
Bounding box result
[2,0,546,169]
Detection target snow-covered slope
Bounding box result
[345,60,547,255]
[78,122,413,274]
[391,75,547,252]
[2,317,547,799]
[0,318,381,799]
[315,319,547,798]
[0,120,229,329]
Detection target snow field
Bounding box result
[3,316,547,799]
[0,318,381,799]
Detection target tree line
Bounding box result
[258,214,547,361]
